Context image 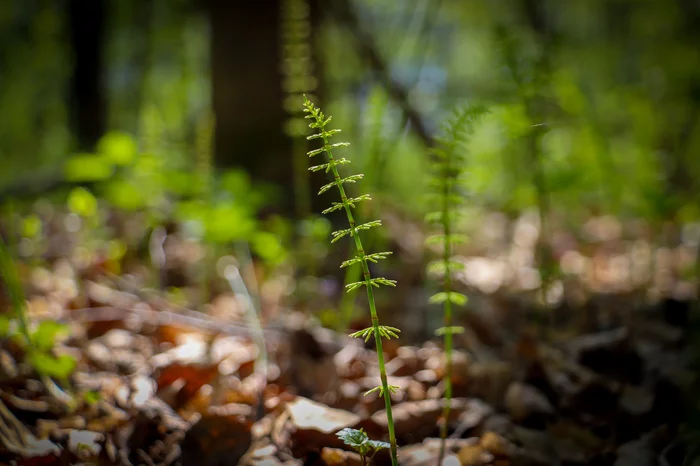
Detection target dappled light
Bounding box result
[0,1,699,465]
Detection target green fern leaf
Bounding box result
[425,234,468,247]
[429,291,468,306]
[349,326,375,341]
[435,326,466,336]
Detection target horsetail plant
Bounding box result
[426,105,487,465]
[303,95,400,466]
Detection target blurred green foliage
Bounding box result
[0,0,697,232]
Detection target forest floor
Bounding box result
[0,211,695,466]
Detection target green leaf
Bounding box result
[306,128,342,140]
[345,194,371,208]
[309,162,331,172]
[349,326,375,342]
[331,227,352,243]
[340,256,362,268]
[0,316,11,338]
[67,187,98,217]
[368,277,397,288]
[365,252,392,263]
[425,234,468,247]
[83,390,101,405]
[252,232,287,265]
[377,325,401,339]
[307,147,326,157]
[336,427,369,449]
[310,158,352,172]
[355,220,381,232]
[429,291,467,306]
[368,439,391,451]
[105,180,146,211]
[336,428,373,456]
[64,154,114,182]
[345,277,396,292]
[204,204,257,244]
[427,259,465,275]
[345,281,365,292]
[97,131,137,165]
[318,174,364,195]
[435,326,465,336]
[364,384,400,397]
[22,215,42,238]
[429,292,448,304]
[322,202,346,214]
[28,351,76,380]
[31,321,70,351]
[448,292,468,306]
[340,252,391,268]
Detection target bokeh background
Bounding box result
[1,1,700,464]
[1,0,699,332]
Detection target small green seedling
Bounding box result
[336,428,389,466]
[0,236,77,409]
[303,96,400,466]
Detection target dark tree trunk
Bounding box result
[208,0,293,209]
[68,0,107,150]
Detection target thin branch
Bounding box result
[324,0,435,148]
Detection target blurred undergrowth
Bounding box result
[0,1,699,458]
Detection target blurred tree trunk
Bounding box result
[208,0,293,210]
[68,0,107,150]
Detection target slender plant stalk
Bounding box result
[303,96,400,466]
[0,236,31,347]
[437,174,454,462]
[426,106,486,465]
[223,258,267,420]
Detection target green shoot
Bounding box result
[426,105,487,465]
[0,236,76,408]
[303,96,399,466]
[336,428,390,466]
[0,236,31,347]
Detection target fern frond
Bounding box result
[377,325,401,339]
[427,104,488,466]
[340,251,391,268]
[365,251,392,263]
[369,277,397,287]
[425,234,468,246]
[345,194,372,207]
[331,227,352,243]
[355,219,382,232]
[308,157,351,173]
[429,291,468,306]
[425,211,465,224]
[344,277,396,292]
[322,194,371,214]
[322,202,346,214]
[435,326,465,336]
[330,220,383,243]
[307,142,350,157]
[364,384,400,397]
[318,174,364,195]
[349,325,399,342]
[349,326,374,341]
[426,259,465,275]
[303,95,399,465]
[307,128,341,140]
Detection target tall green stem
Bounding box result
[322,135,398,466]
[437,172,454,465]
